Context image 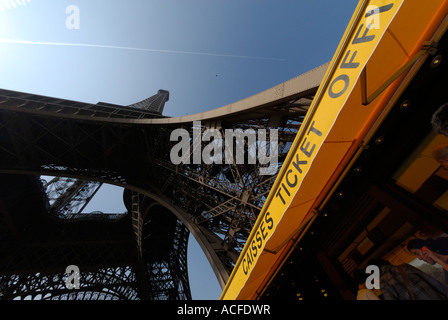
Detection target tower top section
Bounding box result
[127,89,170,115]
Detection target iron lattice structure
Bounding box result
[0,63,327,299]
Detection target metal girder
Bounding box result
[44,177,103,219]
[0,266,140,300]
[125,89,170,114]
[0,89,168,120]
[0,63,325,299]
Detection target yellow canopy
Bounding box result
[221,0,448,300]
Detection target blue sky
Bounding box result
[0,0,359,300]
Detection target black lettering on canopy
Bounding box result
[352,23,375,44]
[276,189,286,205]
[341,50,360,69]
[286,169,297,188]
[308,121,323,137]
[365,3,394,18]
[292,153,307,174]
[300,137,315,158]
[328,74,350,99]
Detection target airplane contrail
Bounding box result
[0,38,286,61]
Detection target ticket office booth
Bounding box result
[311,33,448,299]
[260,5,448,300]
[261,134,448,300]
[316,63,448,299]
[333,132,448,290]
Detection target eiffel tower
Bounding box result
[0,63,327,300]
